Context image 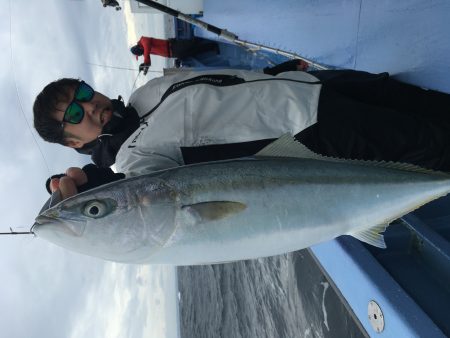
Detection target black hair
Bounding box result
[33,78,80,145]
[130,45,144,56]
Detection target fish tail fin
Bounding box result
[348,224,388,249]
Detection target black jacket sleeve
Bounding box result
[77,164,125,193]
[263,59,308,76]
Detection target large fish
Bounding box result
[33,135,450,265]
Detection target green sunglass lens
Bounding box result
[75,83,94,101]
[65,103,84,124]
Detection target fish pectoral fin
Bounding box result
[348,224,388,249]
[181,201,246,223]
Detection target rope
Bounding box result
[8,0,52,176]
[86,61,163,73]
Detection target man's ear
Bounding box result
[64,137,84,149]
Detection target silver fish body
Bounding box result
[33,153,450,265]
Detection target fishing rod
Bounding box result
[9,0,52,176]
[135,0,328,70]
[86,62,163,73]
[131,70,142,92]
[0,227,34,236]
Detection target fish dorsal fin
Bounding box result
[256,134,447,176]
[256,133,327,161]
[348,224,388,249]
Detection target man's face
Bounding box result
[53,85,113,148]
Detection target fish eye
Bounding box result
[83,200,108,218]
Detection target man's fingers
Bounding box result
[65,167,88,186]
[58,176,79,200]
[50,169,83,201]
[49,178,60,193]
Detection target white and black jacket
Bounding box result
[116,69,321,176]
[115,69,322,176]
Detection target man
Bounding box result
[33,63,450,199]
[130,36,219,75]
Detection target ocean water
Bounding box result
[177,249,367,338]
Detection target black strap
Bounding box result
[180,131,315,165]
[181,138,276,164]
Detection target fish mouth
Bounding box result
[33,214,86,237]
[34,214,56,226]
[32,191,63,232]
[33,191,86,237]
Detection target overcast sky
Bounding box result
[0,1,178,337]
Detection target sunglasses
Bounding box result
[63,81,95,124]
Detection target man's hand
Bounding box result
[139,63,150,75]
[49,167,87,200]
[46,164,125,201]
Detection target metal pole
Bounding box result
[135,0,328,70]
